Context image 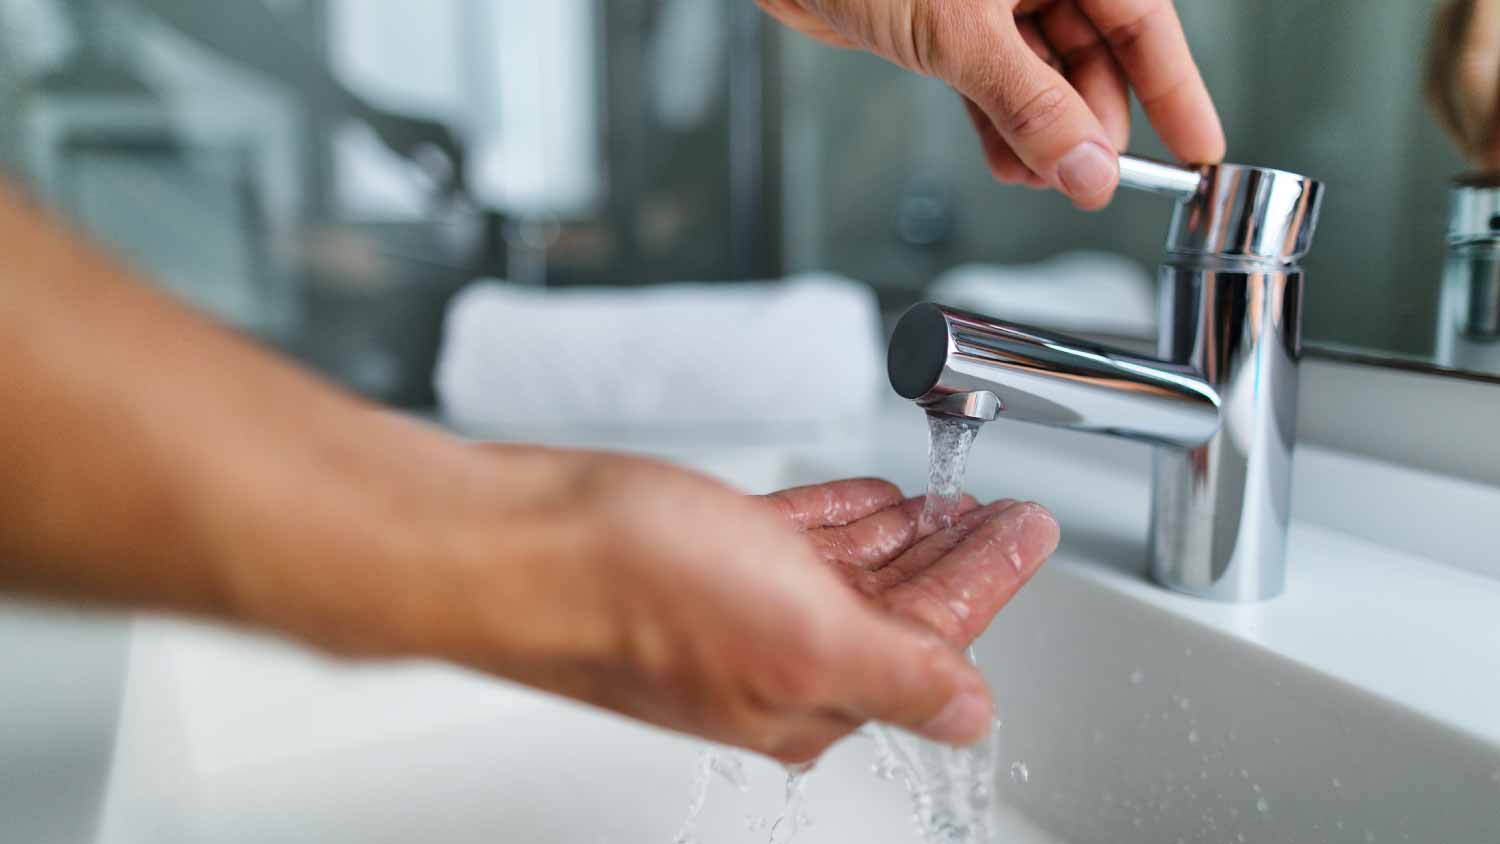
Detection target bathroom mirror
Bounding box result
[779,0,1500,383]
[4,0,1498,395]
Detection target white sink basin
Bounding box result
[979,555,1500,843]
[17,405,1496,842]
[0,601,129,844]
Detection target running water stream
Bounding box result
[863,412,1006,844]
[919,413,984,534]
[674,411,1005,843]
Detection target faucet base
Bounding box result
[1147,265,1301,602]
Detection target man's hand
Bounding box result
[759,0,1225,208]
[221,448,1059,765]
[1428,0,1500,171]
[409,460,1059,764]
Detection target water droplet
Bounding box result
[1237,833,1246,843]
[1200,770,1209,780]
[1336,818,1346,831]
[1238,767,1250,780]
[1187,729,1200,745]
[1130,670,1146,686]
[1331,777,1342,789]
[1009,761,1030,784]
[1257,797,1270,813]
[1178,696,1193,712]
[711,751,750,792]
[1252,783,1262,794]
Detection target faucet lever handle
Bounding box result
[1117,154,1203,200]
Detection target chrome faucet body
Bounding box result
[1436,175,1500,373]
[888,156,1324,602]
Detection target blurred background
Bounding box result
[0,0,1474,411]
[1,4,1493,841]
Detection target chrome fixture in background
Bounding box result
[1436,176,1500,374]
[888,155,1324,602]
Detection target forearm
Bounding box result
[0,183,476,646]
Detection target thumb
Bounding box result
[828,611,994,745]
[941,11,1118,209]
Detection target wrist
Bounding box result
[202,409,610,669]
[195,403,469,653]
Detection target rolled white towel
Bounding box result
[928,251,1156,340]
[434,273,885,436]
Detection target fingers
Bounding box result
[1039,0,1132,151]
[806,494,979,571]
[760,478,904,530]
[876,500,1018,585]
[880,502,1060,646]
[826,610,994,744]
[1455,0,1500,167]
[939,7,1120,208]
[1078,0,1225,163]
[963,98,1047,187]
[1427,2,1467,149]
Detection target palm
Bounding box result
[760,479,1057,647]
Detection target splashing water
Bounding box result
[865,648,1004,844]
[672,748,751,844]
[920,413,984,534]
[673,750,715,844]
[674,749,813,844]
[768,762,816,843]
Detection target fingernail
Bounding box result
[1057,141,1117,199]
[919,691,993,745]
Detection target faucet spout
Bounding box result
[888,303,1220,447]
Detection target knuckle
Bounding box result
[1097,3,1162,54]
[906,0,943,75]
[1105,14,1150,55]
[1002,84,1072,139]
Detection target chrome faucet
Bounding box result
[887,155,1324,602]
[1436,175,1500,373]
